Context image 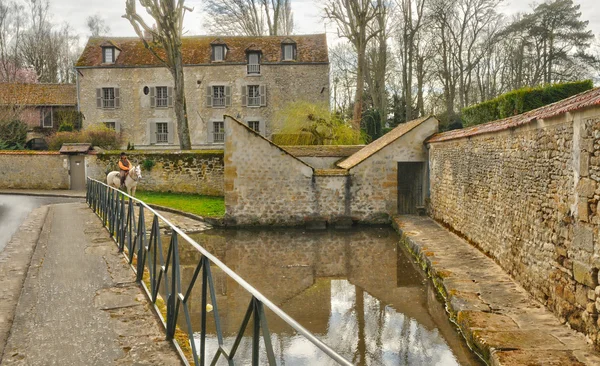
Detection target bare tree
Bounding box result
[124,0,193,150]
[330,42,357,117]
[324,0,381,130]
[86,14,110,37]
[203,0,294,36]
[0,1,26,82]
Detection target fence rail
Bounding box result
[86,177,351,366]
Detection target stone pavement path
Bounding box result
[1,202,183,365]
[395,216,600,366]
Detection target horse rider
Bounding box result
[118,152,131,188]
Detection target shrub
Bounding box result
[58,122,74,132]
[461,80,593,127]
[273,101,364,145]
[45,124,121,150]
[84,124,120,150]
[0,119,27,149]
[141,158,155,171]
[46,131,85,150]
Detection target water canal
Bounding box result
[169,226,481,365]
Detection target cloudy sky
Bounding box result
[45,0,600,46]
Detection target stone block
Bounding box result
[578,201,590,222]
[582,138,594,152]
[576,284,590,308]
[573,261,598,288]
[580,154,590,176]
[577,178,596,198]
[555,246,568,258]
[573,225,594,253]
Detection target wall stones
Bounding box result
[428,110,600,348]
[0,153,70,189]
[86,151,224,195]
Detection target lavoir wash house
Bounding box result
[74,34,330,149]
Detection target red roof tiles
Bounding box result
[0,83,77,106]
[428,87,600,143]
[76,34,328,67]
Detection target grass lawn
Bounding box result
[134,191,225,217]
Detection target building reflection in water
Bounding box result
[162,227,481,365]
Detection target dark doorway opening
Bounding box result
[397,162,424,214]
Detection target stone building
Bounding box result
[0,83,77,146]
[223,115,439,225]
[75,35,329,149]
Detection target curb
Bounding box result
[0,191,85,199]
[143,202,224,226]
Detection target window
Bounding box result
[213,86,225,107]
[242,85,266,107]
[41,107,53,128]
[104,121,116,130]
[213,121,224,143]
[282,44,296,61]
[248,121,260,132]
[212,45,226,61]
[103,47,115,63]
[156,86,168,107]
[103,87,115,108]
[248,85,261,107]
[156,122,168,143]
[247,52,260,74]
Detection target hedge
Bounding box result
[461,80,594,127]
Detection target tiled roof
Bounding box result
[76,34,328,67]
[59,143,92,154]
[0,83,77,106]
[337,116,434,170]
[283,145,364,157]
[428,87,600,143]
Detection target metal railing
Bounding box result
[86,177,351,366]
[247,64,260,74]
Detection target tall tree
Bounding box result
[324,0,381,130]
[506,0,595,84]
[0,1,26,82]
[124,0,193,150]
[86,14,110,37]
[203,0,294,36]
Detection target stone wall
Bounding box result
[86,151,224,195]
[78,63,329,149]
[427,106,600,347]
[0,152,70,189]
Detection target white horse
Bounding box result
[107,165,142,196]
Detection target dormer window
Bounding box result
[212,44,227,62]
[281,43,296,61]
[247,52,260,74]
[103,47,115,64]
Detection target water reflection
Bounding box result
[167,227,480,365]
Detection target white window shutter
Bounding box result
[241,86,247,107]
[114,88,121,108]
[167,121,174,144]
[206,86,212,107]
[150,87,155,107]
[115,120,121,133]
[259,120,265,135]
[149,122,157,144]
[225,86,231,107]
[260,85,266,106]
[167,87,173,107]
[96,88,102,108]
[207,121,214,143]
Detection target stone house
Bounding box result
[75,35,330,149]
[0,83,78,144]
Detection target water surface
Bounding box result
[170,227,481,365]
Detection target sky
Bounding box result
[42,0,600,47]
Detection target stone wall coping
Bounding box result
[428,87,600,143]
[95,150,224,156]
[282,145,364,158]
[0,151,60,155]
[313,169,349,176]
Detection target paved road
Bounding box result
[0,195,83,252]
